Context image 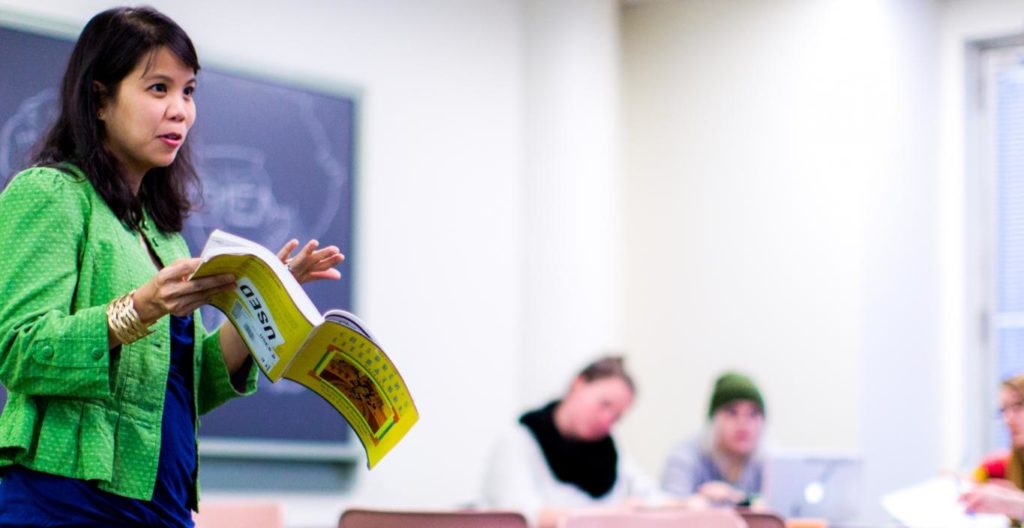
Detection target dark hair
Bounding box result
[577,355,635,394]
[32,6,200,232]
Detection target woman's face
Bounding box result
[713,400,764,458]
[1000,386,1024,448]
[563,377,634,441]
[99,46,196,181]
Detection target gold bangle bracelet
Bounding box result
[106,289,153,345]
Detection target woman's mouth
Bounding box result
[158,133,183,147]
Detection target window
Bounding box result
[982,42,1024,450]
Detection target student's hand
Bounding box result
[697,481,746,505]
[985,478,1019,490]
[746,495,769,512]
[276,239,344,284]
[135,258,236,322]
[960,482,1024,517]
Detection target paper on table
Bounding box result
[881,477,1009,528]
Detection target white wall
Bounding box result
[521,0,623,408]
[619,0,942,522]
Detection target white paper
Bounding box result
[881,477,1009,528]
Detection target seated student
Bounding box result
[482,356,668,528]
[661,371,766,506]
[961,374,1024,523]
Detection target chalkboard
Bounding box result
[0,23,358,446]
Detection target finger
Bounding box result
[186,274,235,294]
[308,253,345,272]
[297,240,319,262]
[171,257,203,277]
[170,281,236,315]
[173,299,218,317]
[308,245,341,261]
[167,292,213,316]
[276,239,299,262]
[307,269,342,281]
[288,240,322,272]
[158,258,202,285]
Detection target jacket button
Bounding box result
[93,349,104,361]
[40,346,54,360]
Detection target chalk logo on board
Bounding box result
[0,89,58,185]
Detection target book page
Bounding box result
[323,308,376,341]
[282,319,419,469]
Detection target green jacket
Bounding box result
[0,165,258,503]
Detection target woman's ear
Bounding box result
[93,80,108,120]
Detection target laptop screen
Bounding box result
[761,451,862,521]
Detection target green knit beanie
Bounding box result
[708,371,765,418]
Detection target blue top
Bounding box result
[0,314,198,527]
[661,435,763,502]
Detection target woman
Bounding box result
[482,356,667,528]
[0,7,342,527]
[661,371,766,506]
[961,374,1024,522]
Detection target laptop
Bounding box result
[760,450,863,522]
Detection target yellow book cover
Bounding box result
[190,229,418,468]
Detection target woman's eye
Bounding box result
[184,86,195,96]
[149,83,167,93]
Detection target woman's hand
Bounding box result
[133,258,236,324]
[961,482,1024,517]
[276,239,345,284]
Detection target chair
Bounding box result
[339,508,529,528]
[738,510,786,528]
[192,500,285,528]
[560,509,747,528]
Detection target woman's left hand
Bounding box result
[277,239,345,284]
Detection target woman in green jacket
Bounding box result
[0,7,343,527]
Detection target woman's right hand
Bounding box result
[132,258,236,324]
[961,482,1024,517]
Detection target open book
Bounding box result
[190,229,418,468]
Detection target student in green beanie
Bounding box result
[661,371,767,506]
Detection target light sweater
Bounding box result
[482,423,665,527]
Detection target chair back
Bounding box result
[193,500,285,528]
[560,509,747,528]
[339,508,528,528]
[738,510,786,528]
